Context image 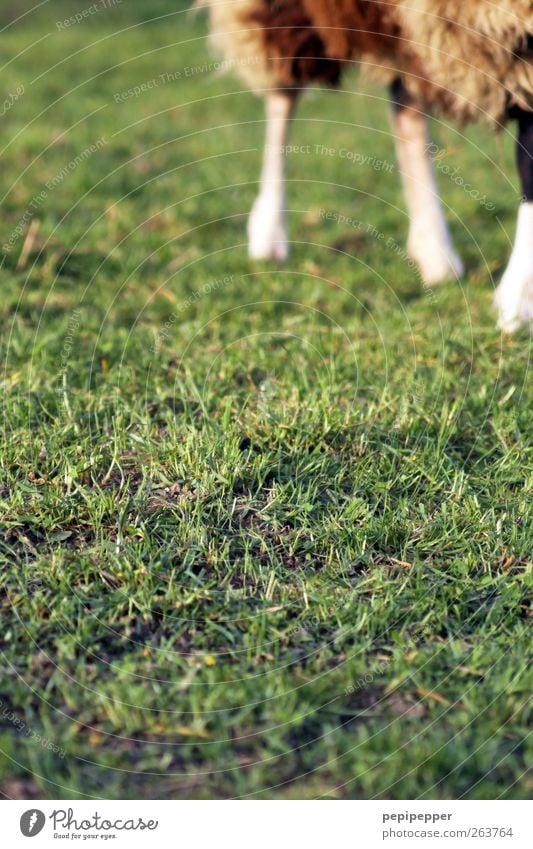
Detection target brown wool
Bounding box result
[202,0,533,124]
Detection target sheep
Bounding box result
[200,1,533,331]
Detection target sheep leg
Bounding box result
[494,108,533,331]
[248,90,297,261]
[390,80,464,285]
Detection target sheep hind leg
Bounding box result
[248,89,298,262]
[494,107,533,331]
[390,79,464,285]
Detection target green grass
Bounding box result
[0,1,531,800]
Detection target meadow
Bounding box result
[0,0,531,799]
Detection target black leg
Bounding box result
[389,77,415,114]
[494,106,533,330]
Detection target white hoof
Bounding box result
[494,203,533,332]
[247,195,289,262]
[408,230,464,285]
[494,266,533,332]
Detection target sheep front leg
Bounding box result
[248,90,297,262]
[494,107,533,331]
[390,80,464,285]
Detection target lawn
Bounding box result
[0,0,531,800]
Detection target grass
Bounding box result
[0,1,531,800]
